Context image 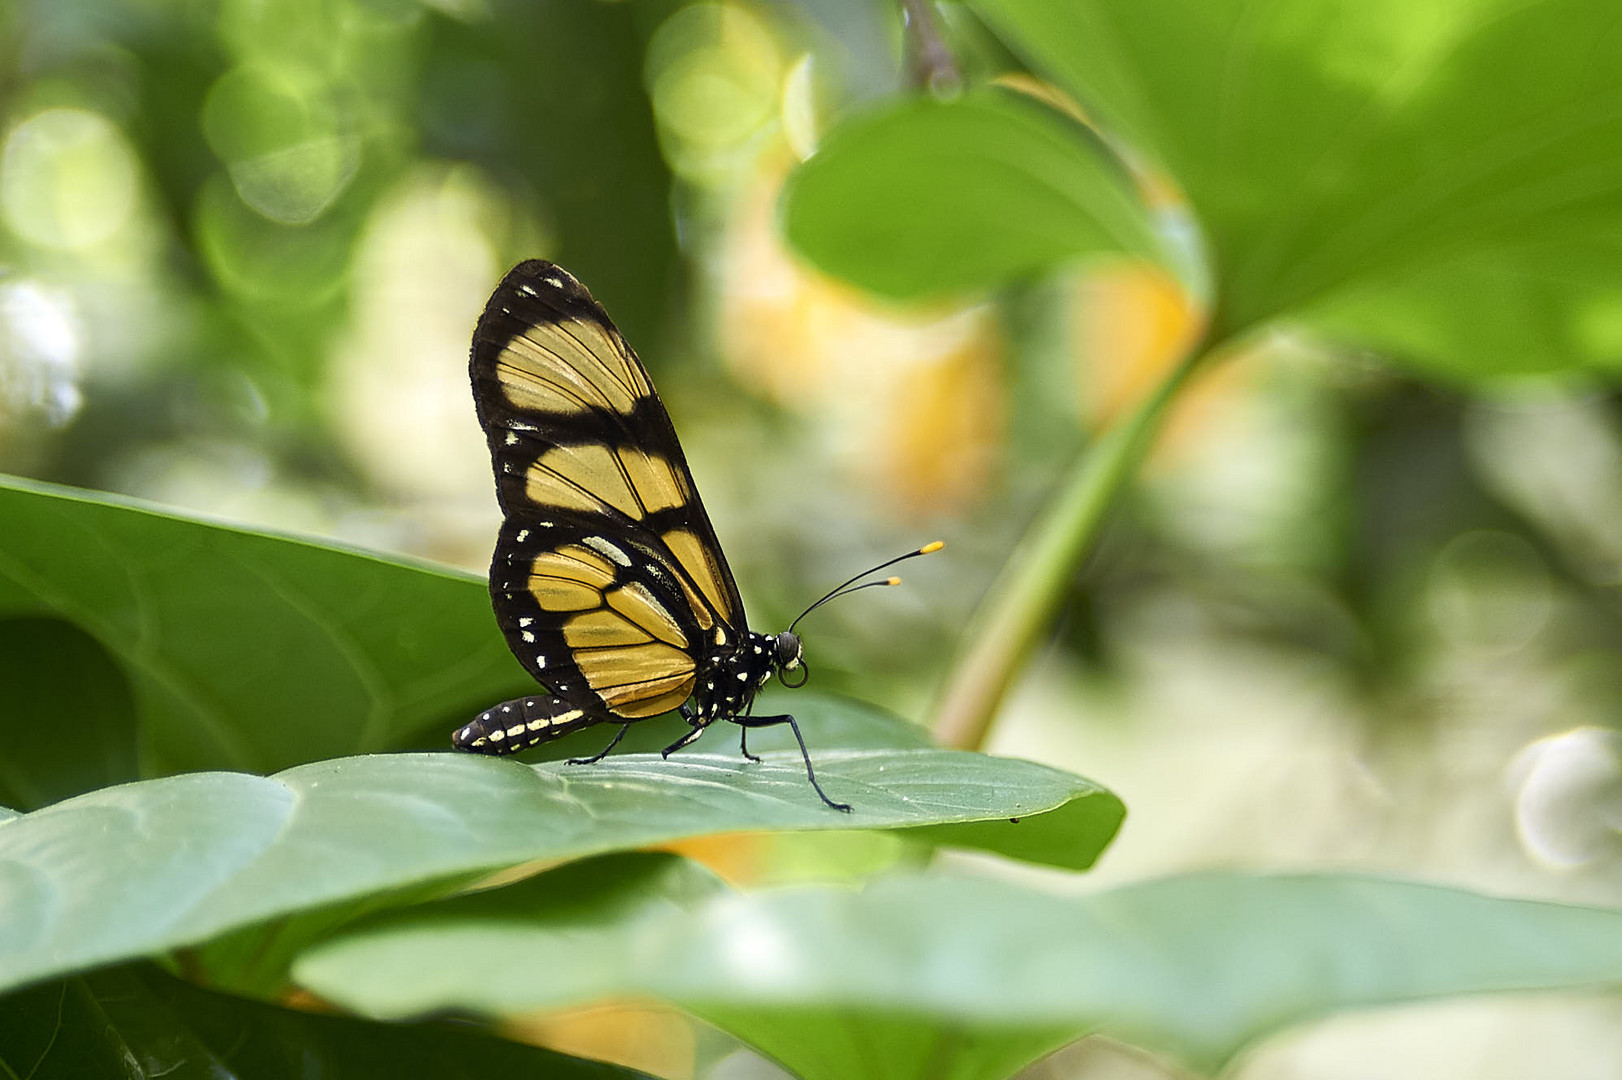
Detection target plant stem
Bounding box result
[899,0,960,94]
[931,338,1213,750]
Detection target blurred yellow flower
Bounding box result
[719,158,1004,513]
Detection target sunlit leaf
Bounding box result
[782,90,1160,300]
[300,870,1622,1079]
[297,852,1070,1080]
[0,748,1121,995]
[973,0,1622,376]
[1305,231,1622,381]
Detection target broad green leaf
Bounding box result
[1305,232,1622,382]
[297,852,1072,1080]
[690,1008,1072,1080]
[0,749,1121,995]
[0,477,939,780]
[284,854,729,1014]
[0,617,138,810]
[0,474,527,775]
[973,0,1622,375]
[782,90,1160,300]
[300,871,1622,1079]
[0,964,650,1079]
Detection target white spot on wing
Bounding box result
[583,535,632,567]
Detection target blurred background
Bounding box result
[5,0,1622,1076]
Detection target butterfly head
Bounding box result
[773,630,804,671]
[772,629,808,688]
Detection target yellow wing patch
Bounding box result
[525,444,691,520]
[530,546,616,588]
[498,317,648,416]
[530,444,638,516]
[619,449,688,514]
[528,577,600,612]
[563,608,655,648]
[609,681,695,718]
[528,544,624,612]
[606,581,689,648]
[662,528,732,620]
[573,641,695,717]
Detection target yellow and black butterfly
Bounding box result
[452,259,940,810]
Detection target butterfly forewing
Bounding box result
[471,260,746,721]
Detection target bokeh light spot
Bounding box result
[647,3,783,184]
[202,65,359,225]
[1,108,139,250]
[325,165,508,508]
[1510,727,1622,869]
[0,281,82,428]
[1427,529,1552,654]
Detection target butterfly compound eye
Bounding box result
[774,630,803,669]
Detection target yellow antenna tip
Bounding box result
[919,540,945,555]
[886,576,902,586]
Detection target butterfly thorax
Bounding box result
[690,629,783,723]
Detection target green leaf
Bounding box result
[0,474,529,776]
[973,0,1622,375]
[0,964,651,1079]
[690,1008,1072,1080]
[299,871,1622,1079]
[1304,232,1622,382]
[0,617,138,811]
[298,852,1072,1080]
[782,90,1160,300]
[0,749,1120,995]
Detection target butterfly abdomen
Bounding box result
[452,694,599,755]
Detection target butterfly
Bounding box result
[452,259,941,810]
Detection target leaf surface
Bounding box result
[300,870,1622,1078]
[0,475,524,775]
[971,0,1622,374]
[782,91,1160,300]
[0,964,649,1079]
[0,749,1121,995]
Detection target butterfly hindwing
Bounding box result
[469,260,746,723]
[489,514,700,718]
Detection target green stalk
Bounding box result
[932,338,1212,750]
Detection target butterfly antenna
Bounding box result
[788,541,944,634]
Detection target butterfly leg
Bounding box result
[738,727,763,764]
[732,714,851,812]
[660,722,707,758]
[568,723,632,765]
[738,700,762,763]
